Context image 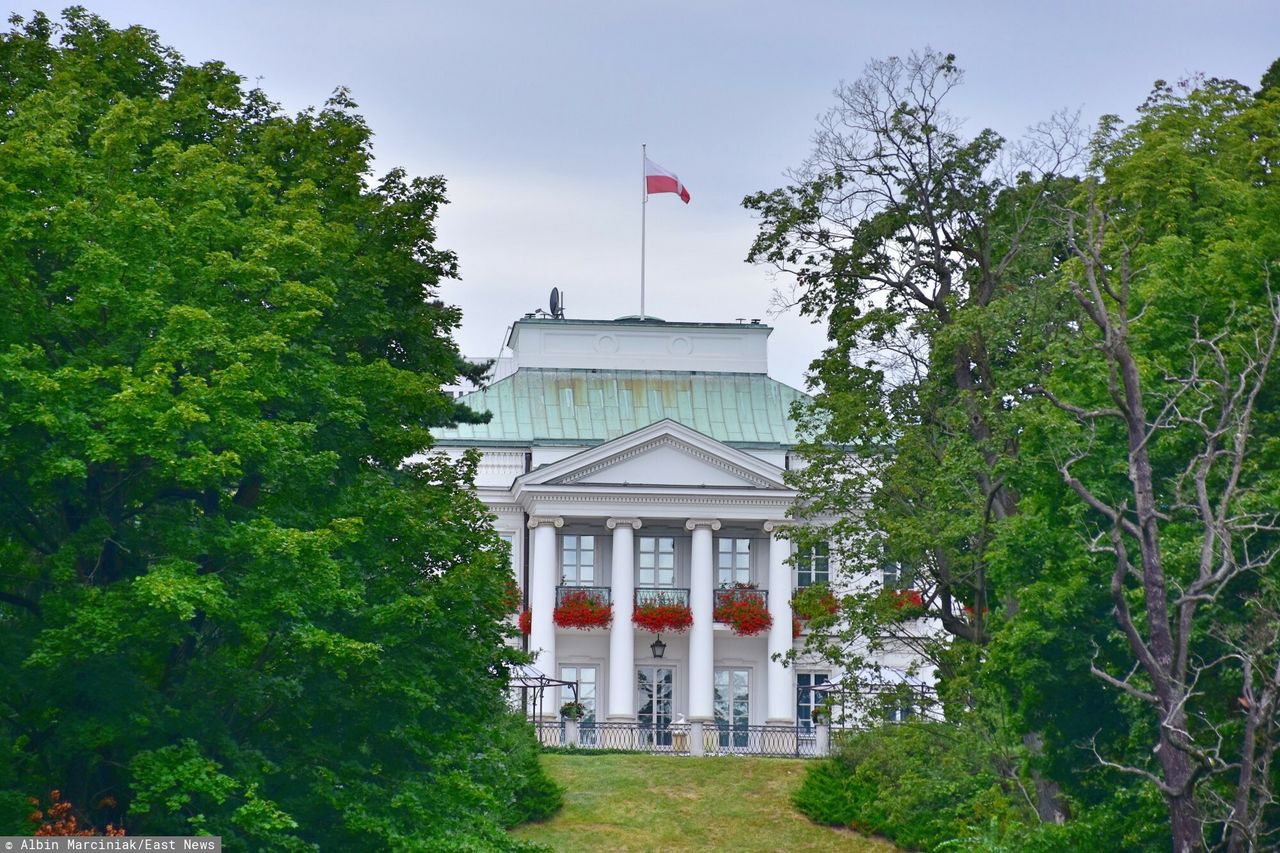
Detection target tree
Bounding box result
[744,48,1080,821]
[0,11,554,849]
[1033,74,1280,851]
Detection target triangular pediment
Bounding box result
[517,420,787,490]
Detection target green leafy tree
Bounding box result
[745,48,1081,821]
[1027,73,1280,852]
[0,10,554,850]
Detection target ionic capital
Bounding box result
[526,515,564,530]
[684,518,722,532]
[606,517,643,530]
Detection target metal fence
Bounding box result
[634,588,690,607]
[712,588,768,609]
[533,721,824,758]
[555,586,611,606]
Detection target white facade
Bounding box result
[432,315,898,733]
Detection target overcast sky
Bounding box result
[30,2,1280,388]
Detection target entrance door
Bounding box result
[636,666,674,747]
[714,668,750,748]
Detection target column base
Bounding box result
[605,713,637,723]
[765,717,797,726]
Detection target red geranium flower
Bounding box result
[632,600,694,634]
[518,609,532,635]
[713,589,772,637]
[553,590,613,629]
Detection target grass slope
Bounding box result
[511,753,897,852]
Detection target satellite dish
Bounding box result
[549,287,563,319]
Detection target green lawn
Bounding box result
[511,753,896,852]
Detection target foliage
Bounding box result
[552,591,612,630]
[502,577,522,614]
[754,47,1280,851]
[791,583,839,621]
[796,722,1167,853]
[559,702,586,721]
[0,11,552,850]
[631,599,693,634]
[712,590,772,636]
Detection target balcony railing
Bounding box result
[533,721,824,758]
[713,587,768,610]
[555,585,611,607]
[634,587,690,608]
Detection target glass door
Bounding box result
[714,668,750,749]
[636,666,674,747]
[561,665,598,745]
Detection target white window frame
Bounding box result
[716,537,752,586]
[796,542,830,588]
[796,672,830,733]
[638,536,676,588]
[561,534,596,586]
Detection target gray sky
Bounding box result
[32,1,1280,388]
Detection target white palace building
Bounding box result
[432,311,927,753]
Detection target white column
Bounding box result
[685,518,720,721]
[607,517,641,721]
[765,521,795,724]
[527,516,563,706]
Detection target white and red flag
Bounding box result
[644,157,691,204]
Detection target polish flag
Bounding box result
[644,157,691,203]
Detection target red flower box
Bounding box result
[792,584,839,620]
[502,577,522,614]
[713,589,772,637]
[632,601,694,634]
[553,590,613,630]
[793,616,803,640]
[890,589,924,611]
[518,609,532,635]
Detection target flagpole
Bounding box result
[640,143,647,320]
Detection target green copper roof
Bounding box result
[433,369,810,448]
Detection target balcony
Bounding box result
[713,587,768,610]
[634,587,690,608]
[555,586,610,607]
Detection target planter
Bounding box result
[553,589,612,629]
[632,600,694,634]
[890,589,924,613]
[560,700,586,721]
[502,577,522,614]
[713,588,772,637]
[792,583,839,620]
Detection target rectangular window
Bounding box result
[561,535,596,585]
[796,672,830,733]
[560,665,597,727]
[882,561,907,589]
[796,543,829,588]
[638,536,676,587]
[716,538,751,586]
